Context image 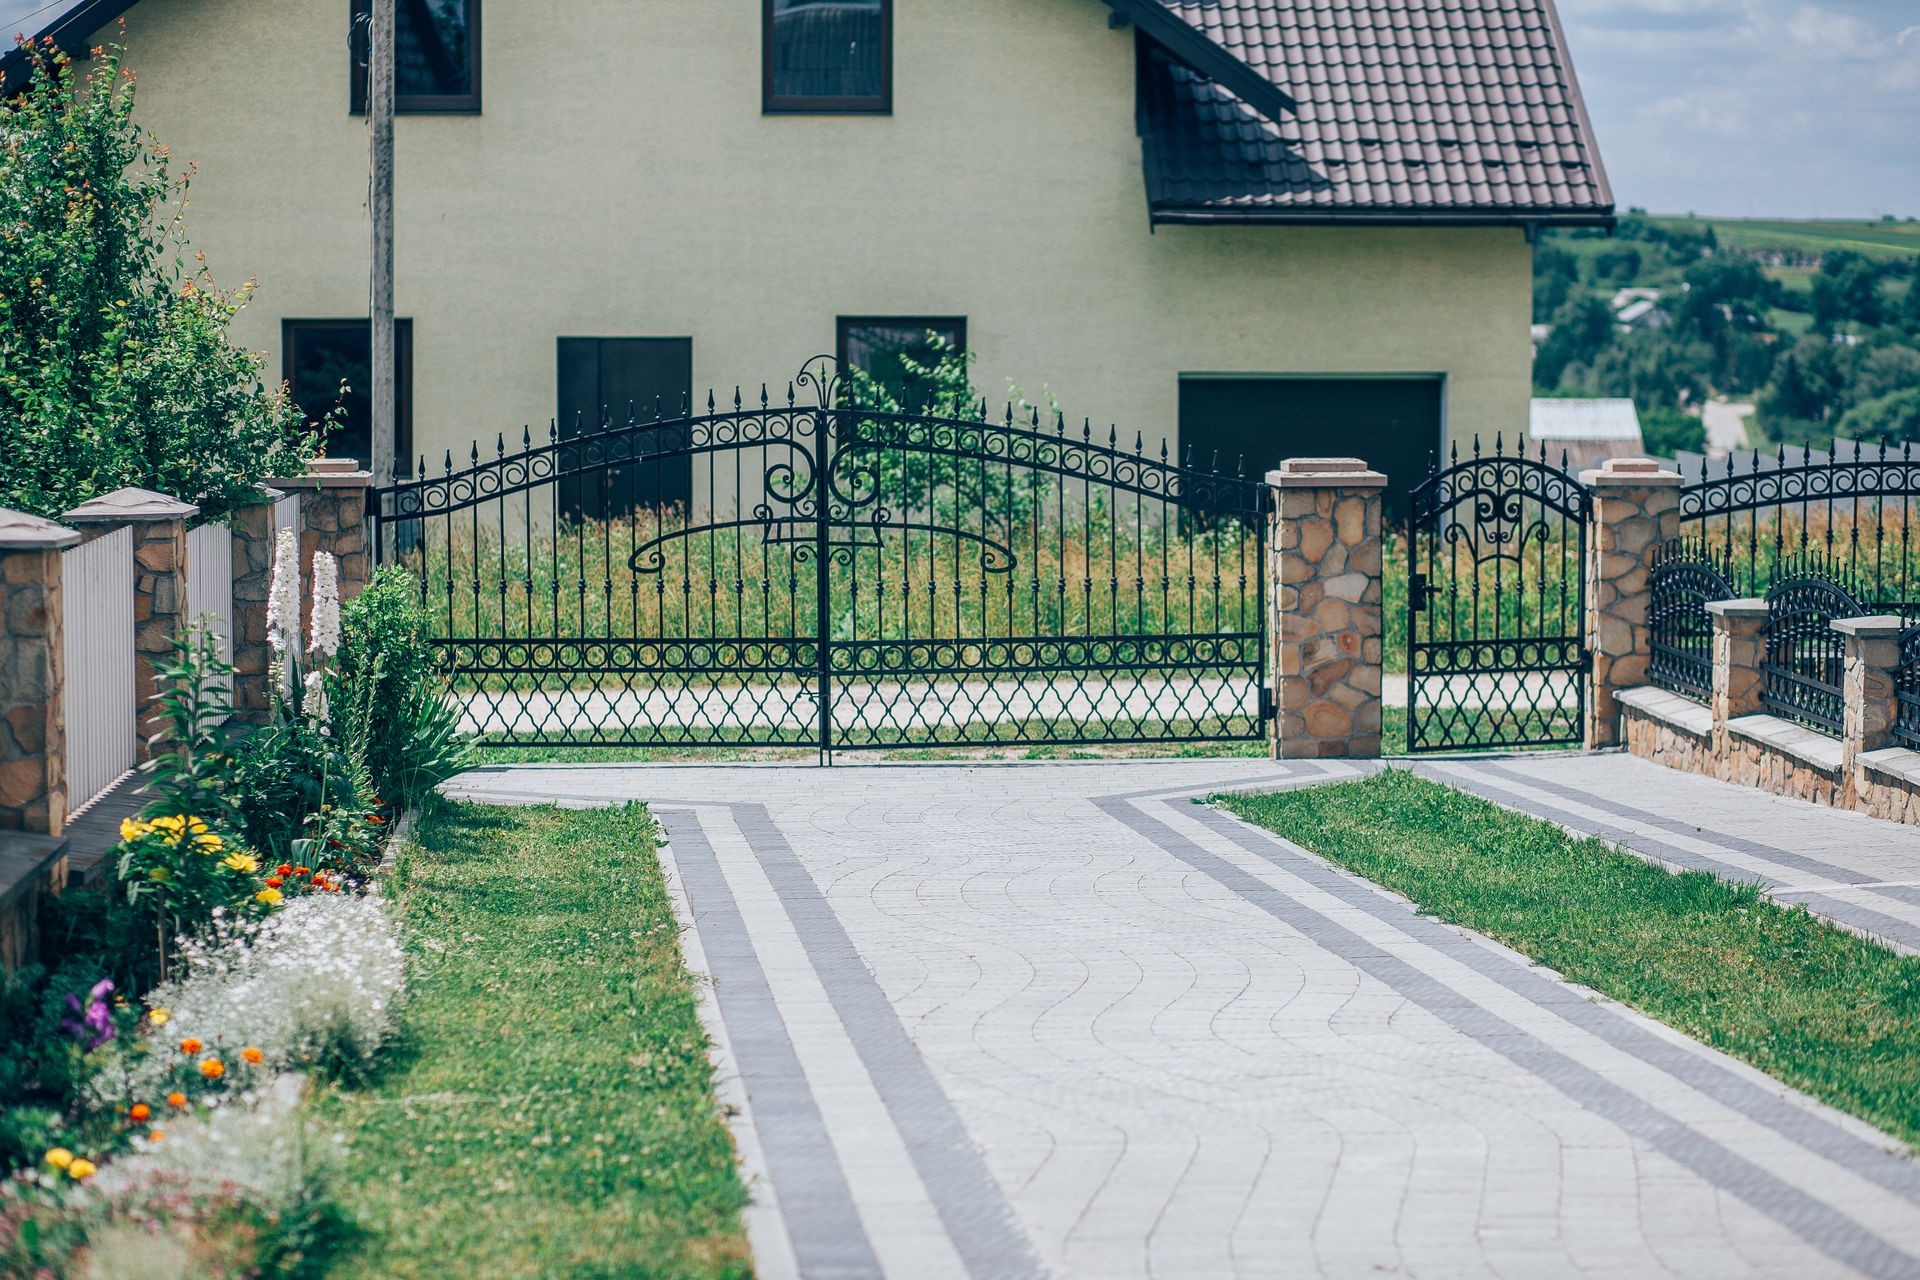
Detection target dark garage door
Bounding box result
[1178,377,1443,520]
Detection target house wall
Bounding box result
[100,0,1533,477]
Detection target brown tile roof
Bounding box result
[1138,0,1613,225]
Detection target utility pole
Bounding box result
[368,0,396,487]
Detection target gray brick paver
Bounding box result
[445,759,1920,1279]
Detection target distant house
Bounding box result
[2,0,1613,500]
[1615,298,1670,332]
[1610,287,1661,311]
[1529,398,1644,470]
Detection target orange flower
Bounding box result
[166,1091,187,1109]
[179,1038,203,1055]
[242,1046,263,1064]
[275,864,293,876]
[129,1103,151,1123]
[265,876,284,888]
[147,1129,164,1143]
[294,866,311,877]
[198,1058,224,1080]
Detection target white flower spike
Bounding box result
[310,552,341,658]
[303,670,331,730]
[265,527,301,657]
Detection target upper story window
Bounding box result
[351,0,481,115]
[839,317,966,412]
[763,0,891,114]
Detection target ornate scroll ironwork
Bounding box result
[1897,625,1920,751]
[1761,557,1863,736]
[1648,538,1735,703]
[1404,435,1590,753]
[1679,441,1920,616]
[370,358,1271,752]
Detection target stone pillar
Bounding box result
[1582,457,1682,749]
[228,489,283,721]
[1835,616,1904,774]
[266,458,374,603]
[1707,598,1769,748]
[63,489,199,761]
[1268,458,1387,759]
[0,509,79,835]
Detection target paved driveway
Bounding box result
[446,760,1920,1280]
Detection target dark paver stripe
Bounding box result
[1429,764,1920,952]
[1099,795,1920,1280]
[1180,799,1920,1209]
[659,810,885,1280]
[730,803,1051,1280]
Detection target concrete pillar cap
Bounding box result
[267,458,374,490]
[0,507,81,550]
[62,487,199,524]
[1580,457,1684,488]
[1831,615,1909,640]
[1705,597,1769,620]
[1267,458,1389,489]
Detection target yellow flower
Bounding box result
[148,1008,169,1027]
[255,887,283,906]
[197,833,225,853]
[222,852,258,874]
[67,1159,96,1180]
[44,1148,73,1169]
[118,818,146,841]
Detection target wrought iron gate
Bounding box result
[1405,437,1589,753]
[372,358,1270,753]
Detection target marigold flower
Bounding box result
[129,1103,151,1122]
[276,864,294,877]
[242,1046,263,1064]
[223,852,259,875]
[147,1129,164,1143]
[166,1091,187,1109]
[256,887,283,906]
[68,1158,96,1180]
[44,1147,72,1169]
[147,1008,169,1027]
[294,866,311,877]
[179,1038,203,1055]
[198,1058,224,1080]
[265,875,284,888]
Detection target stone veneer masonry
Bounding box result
[266,459,373,604]
[1621,612,1920,827]
[1581,459,1681,749]
[227,490,282,721]
[1269,459,1386,759]
[0,510,78,835]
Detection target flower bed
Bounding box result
[0,544,470,1277]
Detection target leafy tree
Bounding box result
[1534,295,1614,390]
[1591,244,1643,286]
[1837,388,1920,443]
[1637,405,1705,457]
[1810,250,1884,333]
[1584,332,1712,409]
[0,39,315,519]
[1531,243,1578,322]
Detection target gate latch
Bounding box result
[1408,571,1433,614]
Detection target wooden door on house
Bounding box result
[1177,377,1443,522]
[557,337,693,520]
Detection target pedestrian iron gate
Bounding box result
[1405,438,1590,753]
[372,359,1270,753]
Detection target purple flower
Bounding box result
[59,978,116,1050]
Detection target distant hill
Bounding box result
[1644,217,1920,262]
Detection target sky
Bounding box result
[3,0,1916,220]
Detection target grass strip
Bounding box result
[313,798,751,1279]
[1216,769,1920,1146]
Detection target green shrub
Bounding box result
[336,566,471,804]
[0,40,316,519]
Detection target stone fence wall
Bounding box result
[0,461,371,971]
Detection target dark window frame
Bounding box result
[281,318,415,478]
[762,0,893,115]
[350,0,482,116]
[836,315,967,367]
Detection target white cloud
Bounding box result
[1563,0,1920,215]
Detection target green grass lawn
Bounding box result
[312,799,752,1279]
[1217,771,1920,1145]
